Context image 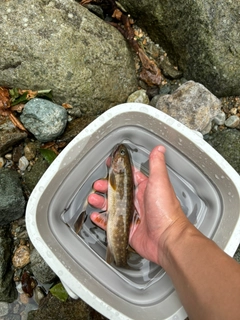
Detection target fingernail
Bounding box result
[157,145,166,153]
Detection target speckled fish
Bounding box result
[106,144,134,268]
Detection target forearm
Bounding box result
[161,223,240,320]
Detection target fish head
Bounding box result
[111,144,130,174]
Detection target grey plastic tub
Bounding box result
[26,103,240,320]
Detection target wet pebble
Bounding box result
[225,115,240,128]
[5,153,12,160]
[24,142,37,161]
[213,111,226,125]
[20,98,68,142]
[18,156,29,171]
[13,145,24,163]
[12,245,30,269]
[127,89,150,104]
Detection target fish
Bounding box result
[106,143,134,268]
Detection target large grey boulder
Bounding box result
[205,129,240,174]
[120,0,240,97]
[0,0,138,115]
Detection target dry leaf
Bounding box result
[0,87,10,109]
[112,8,122,20]
[62,103,73,109]
[18,89,38,100]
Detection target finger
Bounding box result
[132,167,148,186]
[149,145,169,182]
[149,145,177,198]
[88,193,107,210]
[90,212,107,230]
[92,180,108,193]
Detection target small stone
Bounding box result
[213,111,226,125]
[33,286,45,305]
[230,107,238,115]
[24,142,37,161]
[12,145,23,163]
[150,94,162,108]
[127,89,150,104]
[225,115,240,128]
[20,98,68,142]
[0,157,5,168]
[12,245,30,268]
[18,156,29,171]
[4,153,12,160]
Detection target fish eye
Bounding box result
[120,149,125,155]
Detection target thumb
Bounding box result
[149,145,168,182]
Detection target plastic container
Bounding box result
[26,103,240,320]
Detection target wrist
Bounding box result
[157,215,195,268]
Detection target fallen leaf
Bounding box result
[9,113,28,132]
[112,8,122,20]
[138,48,162,86]
[62,103,73,109]
[49,283,68,302]
[18,89,38,100]
[39,148,57,164]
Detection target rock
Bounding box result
[205,129,240,174]
[0,117,27,157]
[120,0,240,97]
[0,0,138,115]
[24,142,38,161]
[155,81,221,133]
[0,226,18,303]
[0,157,5,168]
[27,294,107,320]
[12,145,24,163]
[58,115,97,143]
[30,249,56,284]
[18,156,29,171]
[127,89,149,104]
[225,115,240,128]
[213,111,226,126]
[20,99,68,142]
[159,56,182,79]
[12,245,30,269]
[0,168,26,225]
[22,157,49,194]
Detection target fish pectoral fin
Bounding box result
[90,211,108,230]
[106,246,114,265]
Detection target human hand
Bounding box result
[88,145,188,266]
